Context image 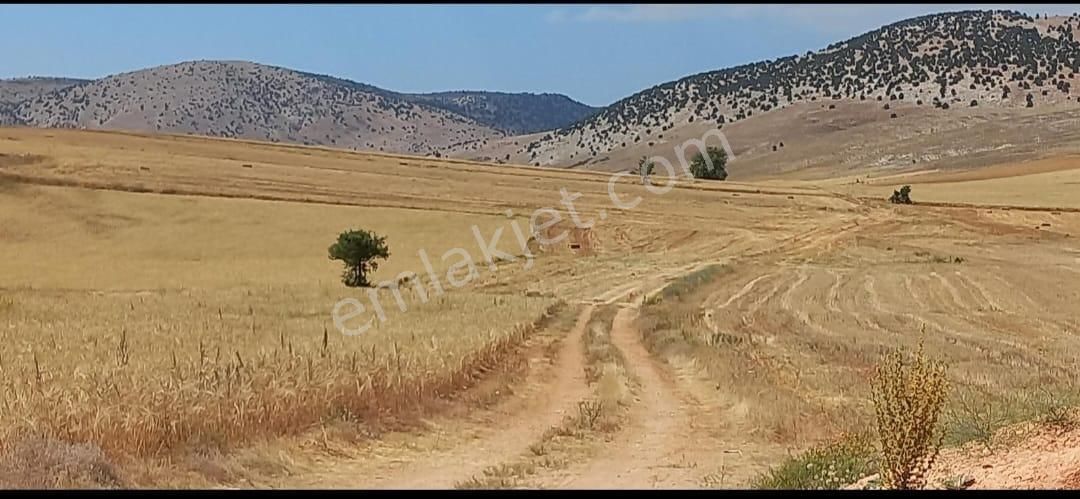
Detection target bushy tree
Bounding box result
[689,146,729,181]
[328,229,390,287]
[889,185,913,204]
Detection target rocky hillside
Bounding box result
[290,71,596,135]
[6,61,593,156]
[0,104,16,126]
[12,61,506,155]
[0,77,87,106]
[508,10,1080,167]
[1,77,88,126]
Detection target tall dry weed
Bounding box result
[870,336,949,490]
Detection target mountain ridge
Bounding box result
[6,10,1080,165]
[0,60,594,155]
[492,9,1080,168]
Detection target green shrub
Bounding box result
[753,435,878,489]
[688,146,729,181]
[888,185,913,204]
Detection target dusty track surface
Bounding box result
[548,306,710,489]
[263,266,729,490]
[259,306,595,489]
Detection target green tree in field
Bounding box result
[889,185,913,205]
[689,146,729,181]
[328,229,390,288]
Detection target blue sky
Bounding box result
[2,4,1079,107]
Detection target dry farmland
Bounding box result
[0,128,1079,489]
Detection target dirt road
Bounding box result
[265,305,595,489]
[548,306,710,489]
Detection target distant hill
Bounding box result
[292,70,597,135]
[0,77,88,106]
[403,91,597,134]
[10,10,1080,169]
[1,77,89,126]
[498,10,1080,167]
[5,61,593,155]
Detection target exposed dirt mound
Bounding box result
[927,420,1080,490]
[1065,467,1080,489]
[528,221,600,256]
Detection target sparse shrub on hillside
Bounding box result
[328,229,390,288]
[688,146,728,181]
[870,339,949,490]
[889,185,913,205]
[638,156,655,185]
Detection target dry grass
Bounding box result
[0,436,124,489]
[0,270,558,443]
[637,265,856,449]
[0,127,781,487]
[836,160,1080,210]
[3,127,1079,488]
[638,202,1080,487]
[0,175,559,482]
[870,340,949,490]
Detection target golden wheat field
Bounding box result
[1,127,1079,489]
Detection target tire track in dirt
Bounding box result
[951,270,1005,313]
[947,269,1065,339]
[551,306,707,489]
[380,305,596,489]
[271,305,596,490]
[930,271,971,311]
[863,272,957,341]
[744,272,793,325]
[826,269,844,314]
[984,269,1042,312]
[902,274,929,312]
[835,270,891,336]
[868,273,979,340]
[887,273,1039,360]
[702,274,775,337]
[726,272,800,347]
[929,271,1046,347]
[969,270,1077,341]
[778,267,837,339]
[711,273,774,310]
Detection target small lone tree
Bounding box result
[638,156,655,185]
[889,185,913,204]
[328,229,390,288]
[689,146,729,181]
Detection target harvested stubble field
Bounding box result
[0,127,1078,489]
